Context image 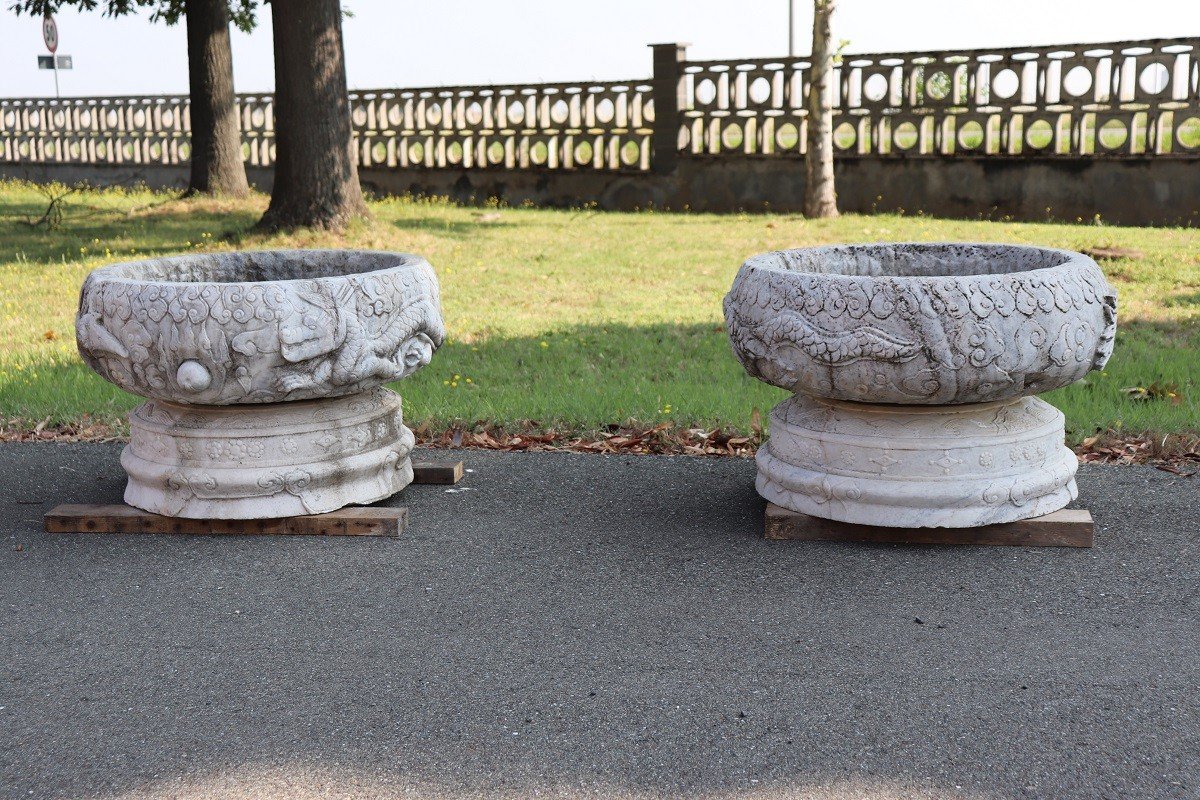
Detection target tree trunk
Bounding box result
[185,0,250,197]
[258,0,366,231]
[804,0,839,219]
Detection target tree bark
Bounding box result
[804,0,839,218]
[258,0,366,231]
[185,0,250,197]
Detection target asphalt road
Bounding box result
[1,443,1197,800]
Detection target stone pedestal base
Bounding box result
[122,387,414,519]
[757,393,1078,528]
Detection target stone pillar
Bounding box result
[648,42,689,175]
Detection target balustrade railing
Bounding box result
[681,38,1200,157]
[2,38,1197,174]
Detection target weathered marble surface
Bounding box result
[724,243,1117,405]
[123,388,414,519]
[77,250,445,405]
[757,393,1078,528]
[725,243,1115,528]
[77,249,444,519]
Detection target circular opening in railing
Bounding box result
[2,110,15,127]
[352,106,368,126]
[466,102,484,126]
[893,121,918,150]
[27,110,41,129]
[106,109,119,127]
[530,141,549,165]
[96,142,107,158]
[677,125,690,149]
[18,141,29,156]
[1176,116,1200,148]
[992,68,1020,99]
[925,71,951,100]
[1063,65,1093,97]
[177,142,188,159]
[487,141,505,164]
[78,110,92,127]
[834,121,856,149]
[134,109,147,127]
[1139,62,1170,94]
[54,109,66,127]
[775,122,799,149]
[722,123,744,149]
[595,98,615,123]
[69,141,81,158]
[1098,118,1129,149]
[620,140,640,165]
[695,78,717,105]
[447,141,463,164]
[749,77,772,104]
[388,106,403,127]
[550,99,569,124]
[426,104,443,126]
[123,142,136,158]
[268,142,276,161]
[507,102,525,125]
[957,120,984,149]
[1025,119,1053,149]
[409,142,424,163]
[161,109,174,127]
[863,73,889,102]
[240,142,251,159]
[644,99,655,123]
[372,141,387,161]
[574,140,594,164]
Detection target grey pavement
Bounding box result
[0,442,1197,800]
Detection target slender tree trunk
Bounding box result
[804,0,839,218]
[258,0,366,231]
[185,0,249,197]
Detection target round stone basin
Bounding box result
[77,249,445,405]
[724,243,1117,405]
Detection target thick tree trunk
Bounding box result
[185,0,250,197]
[258,0,366,231]
[804,0,839,218]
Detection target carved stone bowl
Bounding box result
[76,249,445,519]
[77,249,445,405]
[724,243,1117,405]
[724,243,1117,528]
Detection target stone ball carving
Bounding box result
[76,249,446,405]
[724,243,1117,405]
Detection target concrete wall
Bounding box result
[4,155,1198,227]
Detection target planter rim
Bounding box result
[84,248,431,288]
[742,242,1097,282]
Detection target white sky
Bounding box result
[1,0,1197,99]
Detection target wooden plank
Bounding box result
[764,504,1094,548]
[44,504,407,538]
[411,460,464,485]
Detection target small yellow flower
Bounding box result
[540,341,549,348]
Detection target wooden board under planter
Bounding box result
[43,460,464,538]
[45,504,408,537]
[764,504,1094,548]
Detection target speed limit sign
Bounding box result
[42,15,58,53]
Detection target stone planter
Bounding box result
[725,243,1117,527]
[77,250,445,519]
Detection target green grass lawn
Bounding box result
[1,180,1197,447]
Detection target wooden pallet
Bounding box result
[764,504,1094,548]
[43,460,464,538]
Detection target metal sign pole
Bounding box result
[53,57,59,98]
[788,0,795,57]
